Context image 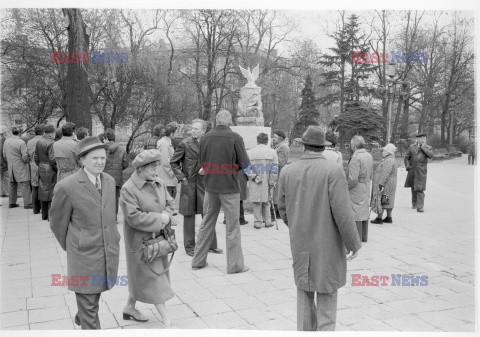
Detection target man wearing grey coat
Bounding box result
[50,137,120,329]
[278,126,361,331]
[3,126,32,208]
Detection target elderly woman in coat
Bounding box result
[370,143,398,224]
[347,135,373,242]
[120,149,175,328]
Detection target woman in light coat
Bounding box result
[347,135,373,242]
[120,149,175,328]
[370,143,398,224]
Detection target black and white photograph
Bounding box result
[0,0,478,334]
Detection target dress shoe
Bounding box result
[123,308,148,322]
[265,222,275,228]
[209,248,223,254]
[192,262,208,270]
[382,217,392,223]
[417,208,424,213]
[24,205,32,209]
[239,219,248,225]
[412,205,416,209]
[9,204,19,208]
[232,265,249,274]
[74,314,80,326]
[254,224,262,229]
[186,251,194,257]
[370,218,383,224]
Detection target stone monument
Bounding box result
[236,65,264,127]
[231,64,271,150]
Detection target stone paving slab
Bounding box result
[0,156,476,331]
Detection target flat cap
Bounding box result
[133,149,161,169]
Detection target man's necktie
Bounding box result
[95,176,101,195]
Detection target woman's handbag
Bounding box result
[381,194,390,206]
[141,218,178,276]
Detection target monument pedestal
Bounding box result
[231,126,272,150]
[236,116,265,127]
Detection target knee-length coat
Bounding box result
[49,169,121,293]
[35,135,57,201]
[170,137,205,216]
[120,172,175,304]
[245,144,278,203]
[371,154,397,213]
[347,148,373,221]
[404,143,434,191]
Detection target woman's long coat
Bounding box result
[277,153,362,293]
[404,143,434,191]
[27,135,43,187]
[35,135,57,201]
[347,148,373,221]
[371,154,397,213]
[170,137,205,216]
[49,169,121,294]
[120,172,175,304]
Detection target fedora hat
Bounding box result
[295,125,331,147]
[77,136,107,158]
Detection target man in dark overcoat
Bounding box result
[278,126,361,331]
[35,125,57,220]
[27,124,44,214]
[49,136,121,329]
[404,133,434,212]
[170,119,222,256]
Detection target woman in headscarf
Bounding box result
[120,149,175,328]
[370,143,398,224]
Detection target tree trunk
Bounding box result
[63,9,91,132]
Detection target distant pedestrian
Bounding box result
[167,122,182,150]
[53,122,81,182]
[370,143,398,224]
[170,119,222,257]
[467,137,476,165]
[21,128,35,144]
[246,133,278,229]
[35,125,57,220]
[55,127,63,141]
[76,127,89,141]
[27,124,44,214]
[144,124,165,150]
[191,110,250,274]
[278,125,361,331]
[323,133,343,167]
[272,130,289,218]
[120,150,175,327]
[347,135,373,242]
[50,136,120,330]
[3,126,32,209]
[1,125,10,197]
[157,124,178,199]
[102,128,128,216]
[404,133,434,212]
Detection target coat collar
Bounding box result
[76,169,109,203]
[354,148,367,154]
[130,171,160,190]
[300,152,326,160]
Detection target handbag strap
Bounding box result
[145,231,176,276]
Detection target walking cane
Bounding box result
[269,188,278,230]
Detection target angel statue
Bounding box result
[239,64,260,88]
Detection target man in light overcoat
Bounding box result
[50,136,120,329]
[3,126,32,208]
[53,122,81,182]
[278,126,361,331]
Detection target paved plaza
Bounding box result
[0,156,476,331]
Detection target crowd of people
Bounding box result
[0,112,462,331]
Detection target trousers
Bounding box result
[411,187,425,209]
[9,174,31,207]
[75,292,101,329]
[297,288,338,331]
[183,214,218,253]
[252,201,271,227]
[32,186,41,214]
[192,192,244,273]
[41,201,51,220]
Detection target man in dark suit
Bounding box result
[170,119,222,257]
[50,136,121,329]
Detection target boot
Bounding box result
[362,221,368,242]
[370,217,383,224]
[382,217,392,223]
